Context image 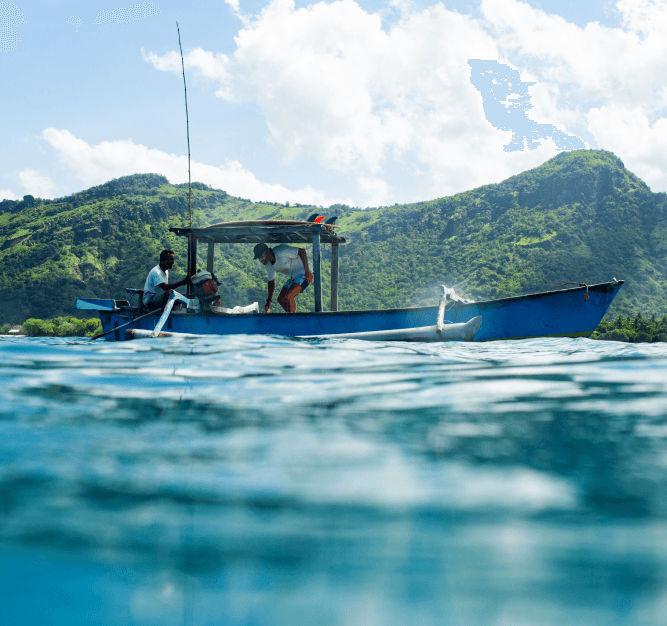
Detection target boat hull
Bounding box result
[445,280,623,341]
[81,280,623,342]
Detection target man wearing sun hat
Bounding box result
[253,243,313,313]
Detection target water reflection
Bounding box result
[1,336,667,625]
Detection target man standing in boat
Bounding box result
[142,249,192,309]
[254,243,313,313]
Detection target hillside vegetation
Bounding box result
[1,149,666,323]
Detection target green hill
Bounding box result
[1,149,666,323]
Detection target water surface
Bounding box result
[2,336,667,625]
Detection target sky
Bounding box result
[2,0,667,208]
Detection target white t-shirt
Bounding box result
[266,245,305,281]
[143,264,168,305]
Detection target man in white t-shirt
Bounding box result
[253,243,313,313]
[142,249,192,309]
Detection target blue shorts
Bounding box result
[283,273,309,291]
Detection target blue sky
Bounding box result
[2,0,666,207]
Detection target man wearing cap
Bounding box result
[253,243,313,313]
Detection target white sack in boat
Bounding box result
[211,302,259,314]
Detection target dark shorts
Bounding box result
[145,293,169,310]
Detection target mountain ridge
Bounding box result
[1,149,666,323]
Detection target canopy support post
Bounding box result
[207,241,215,273]
[187,236,197,297]
[312,230,322,312]
[330,243,339,311]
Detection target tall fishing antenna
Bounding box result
[176,22,192,228]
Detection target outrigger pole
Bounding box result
[177,22,195,295]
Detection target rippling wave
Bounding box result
[2,336,667,625]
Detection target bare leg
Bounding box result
[277,286,290,312]
[286,283,303,312]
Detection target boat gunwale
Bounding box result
[160,280,624,318]
[86,280,623,317]
[447,279,624,309]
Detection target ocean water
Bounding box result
[2,335,667,626]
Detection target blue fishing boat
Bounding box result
[75,219,624,342]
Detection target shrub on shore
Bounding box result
[591,313,667,343]
[21,316,102,337]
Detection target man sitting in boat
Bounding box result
[254,243,314,313]
[142,249,192,309]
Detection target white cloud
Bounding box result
[224,0,249,26]
[141,47,229,81]
[357,176,391,207]
[225,0,240,14]
[41,128,344,205]
[617,0,667,36]
[0,189,20,201]
[141,48,181,73]
[587,104,667,190]
[19,169,58,198]
[478,0,667,189]
[480,0,666,108]
[144,0,547,198]
[140,0,667,200]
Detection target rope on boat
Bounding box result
[555,282,589,301]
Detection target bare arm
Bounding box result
[266,279,275,312]
[157,274,191,292]
[298,248,313,284]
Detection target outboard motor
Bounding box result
[191,270,221,311]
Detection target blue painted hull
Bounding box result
[445,281,623,341]
[91,281,623,342]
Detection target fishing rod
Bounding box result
[177,22,192,227]
[177,22,195,295]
